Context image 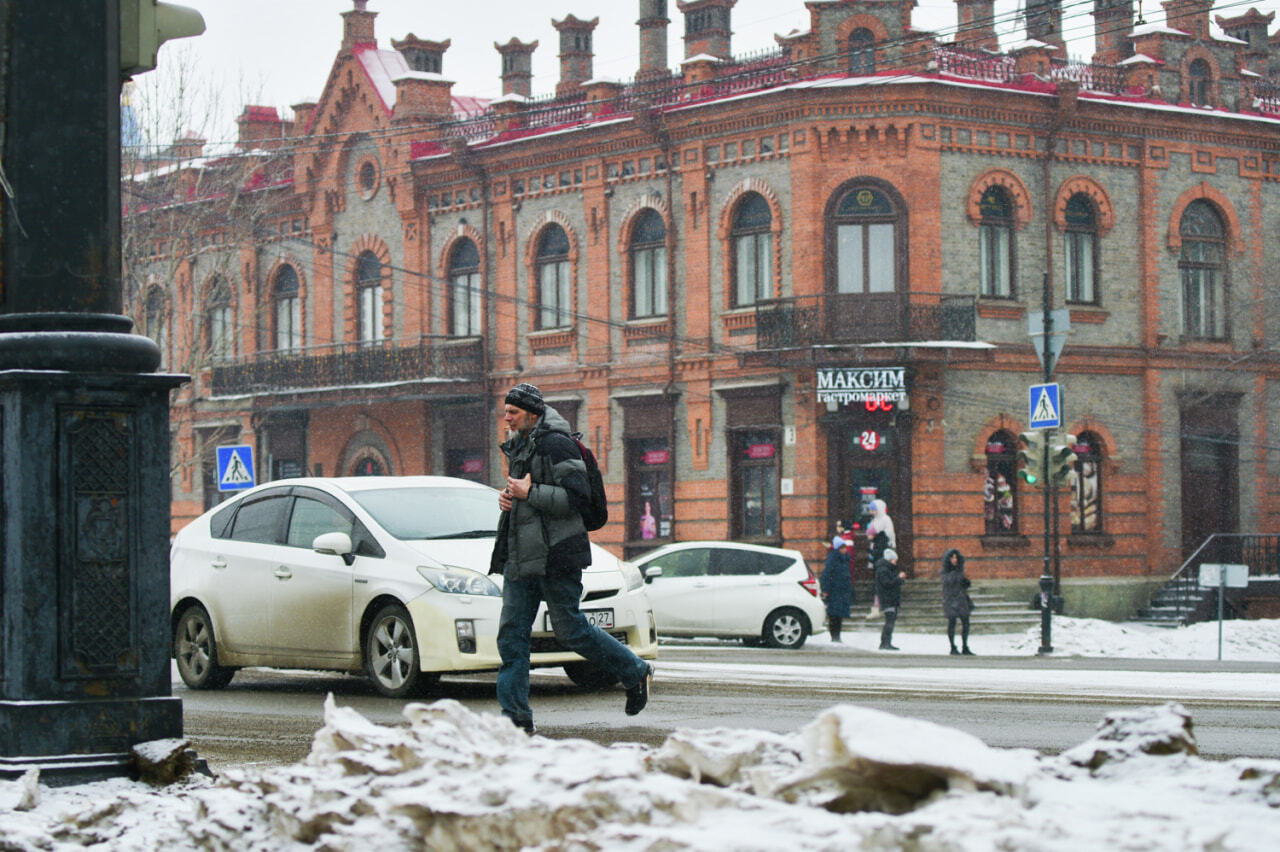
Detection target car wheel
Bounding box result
[762,608,809,650]
[174,604,236,689]
[365,603,434,698]
[562,661,620,689]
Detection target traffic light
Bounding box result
[1049,433,1079,486]
[1017,431,1044,487]
[120,0,206,78]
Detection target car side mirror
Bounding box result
[313,531,355,566]
[643,565,662,583]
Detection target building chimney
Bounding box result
[236,105,284,151]
[1023,0,1065,51]
[637,0,671,79]
[678,0,736,61]
[1091,0,1134,64]
[392,34,451,75]
[955,0,998,52]
[1162,0,1213,40]
[496,38,538,97]
[1216,8,1273,75]
[553,14,598,98]
[341,0,376,51]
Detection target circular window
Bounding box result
[355,157,380,200]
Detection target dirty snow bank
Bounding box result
[2,698,1280,850]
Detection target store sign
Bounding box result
[643,449,670,465]
[745,442,776,459]
[858,430,881,451]
[816,367,907,405]
[460,457,484,474]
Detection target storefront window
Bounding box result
[984,430,1018,534]
[628,437,672,543]
[732,429,780,539]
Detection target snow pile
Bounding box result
[4,697,1280,850]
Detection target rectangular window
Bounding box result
[359,285,384,342]
[866,224,895,293]
[539,261,571,329]
[1065,232,1095,304]
[979,225,1012,297]
[276,296,301,352]
[735,233,772,306]
[734,429,780,539]
[634,247,667,318]
[451,272,482,336]
[1182,264,1225,338]
[836,225,863,294]
[209,306,232,360]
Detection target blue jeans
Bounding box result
[496,569,648,724]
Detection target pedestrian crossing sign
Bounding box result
[1028,383,1062,430]
[216,444,256,492]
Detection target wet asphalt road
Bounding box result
[177,641,1280,773]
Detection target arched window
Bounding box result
[849,28,875,74]
[1064,194,1098,305]
[978,186,1014,298]
[1179,200,1227,339]
[448,239,482,336]
[984,430,1018,535]
[630,210,667,319]
[356,251,384,343]
[205,277,232,361]
[1071,432,1103,533]
[832,185,899,294]
[536,224,572,330]
[1188,59,1210,106]
[273,265,301,352]
[731,192,773,308]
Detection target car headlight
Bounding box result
[619,561,645,592]
[416,566,502,596]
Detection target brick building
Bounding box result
[127,0,1280,617]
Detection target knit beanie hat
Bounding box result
[505,382,545,416]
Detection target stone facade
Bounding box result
[125,1,1280,616]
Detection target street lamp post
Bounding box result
[0,1,196,783]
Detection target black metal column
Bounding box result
[0,1,186,783]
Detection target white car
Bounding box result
[170,476,657,697]
[630,541,825,649]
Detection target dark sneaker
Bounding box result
[513,717,536,735]
[962,648,975,656]
[879,644,899,651]
[625,663,654,716]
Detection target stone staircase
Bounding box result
[844,578,1042,635]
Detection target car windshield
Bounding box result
[350,487,499,540]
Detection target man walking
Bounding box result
[490,383,652,734]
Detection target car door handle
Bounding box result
[211,560,226,570]
[274,567,293,580]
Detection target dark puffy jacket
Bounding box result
[490,405,592,580]
[821,547,855,618]
[873,558,903,610]
[941,548,972,618]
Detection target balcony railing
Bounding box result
[754,293,976,350]
[210,336,484,396]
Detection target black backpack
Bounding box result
[570,433,609,531]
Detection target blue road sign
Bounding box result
[1028,383,1062,430]
[216,444,256,492]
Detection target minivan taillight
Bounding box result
[800,572,819,598]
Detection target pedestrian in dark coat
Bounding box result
[821,537,854,642]
[874,548,905,650]
[941,548,974,656]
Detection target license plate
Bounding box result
[544,609,614,631]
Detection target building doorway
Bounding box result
[825,407,911,574]
[1179,394,1239,561]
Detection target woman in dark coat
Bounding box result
[873,548,904,651]
[941,548,974,655]
[821,537,854,642]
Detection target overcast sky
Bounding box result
[150,0,1272,147]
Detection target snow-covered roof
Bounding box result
[682,53,726,65]
[353,44,488,120]
[1118,53,1161,66]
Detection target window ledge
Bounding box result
[976,301,1025,320]
[722,310,756,336]
[1068,306,1109,324]
[979,534,1030,550]
[1067,532,1115,548]
[623,319,671,343]
[529,329,575,351]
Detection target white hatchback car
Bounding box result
[170,476,657,697]
[630,541,826,649]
